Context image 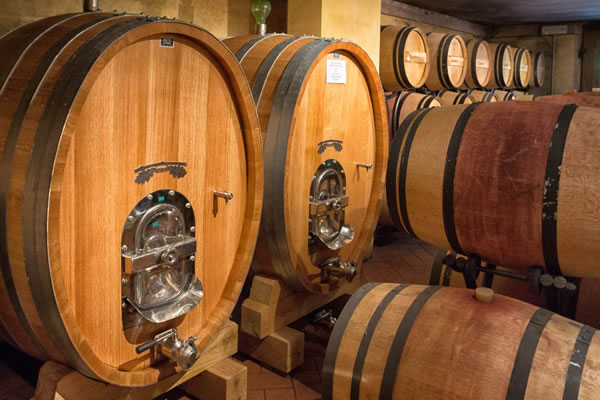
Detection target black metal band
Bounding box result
[234,34,271,61]
[470,40,482,87]
[391,27,404,89]
[542,104,578,276]
[379,286,441,400]
[495,44,507,87]
[385,108,422,230]
[563,325,596,400]
[442,103,480,255]
[534,53,542,87]
[396,27,416,89]
[506,308,554,400]
[391,92,403,136]
[514,49,524,88]
[397,108,434,236]
[439,35,455,89]
[322,283,381,400]
[350,285,408,400]
[416,94,429,109]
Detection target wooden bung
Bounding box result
[462,39,492,88]
[485,43,514,89]
[386,102,600,278]
[425,32,467,91]
[322,283,600,400]
[380,25,430,92]
[223,34,388,294]
[0,13,263,386]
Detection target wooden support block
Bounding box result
[240,298,276,339]
[182,358,247,400]
[35,321,239,400]
[248,276,281,305]
[239,327,304,373]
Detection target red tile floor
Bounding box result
[0,229,436,400]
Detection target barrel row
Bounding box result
[323,283,600,400]
[380,25,545,92]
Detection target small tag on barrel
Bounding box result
[503,62,512,70]
[476,59,489,68]
[160,38,175,48]
[520,64,529,72]
[448,56,464,67]
[405,51,427,64]
[327,57,347,84]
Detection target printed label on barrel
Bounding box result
[476,59,489,68]
[326,58,347,84]
[503,62,511,70]
[448,56,464,67]
[520,64,529,72]
[160,38,174,48]
[405,51,427,64]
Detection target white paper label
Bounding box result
[405,51,427,64]
[160,38,174,48]
[448,56,464,67]
[520,64,529,72]
[503,62,511,70]
[476,59,489,68]
[326,59,346,84]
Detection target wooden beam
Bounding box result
[381,0,491,37]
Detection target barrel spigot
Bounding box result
[319,257,357,282]
[136,328,198,369]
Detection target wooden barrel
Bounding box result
[385,102,600,278]
[380,25,430,91]
[425,32,467,91]
[391,91,443,130]
[438,90,473,105]
[430,250,600,330]
[485,43,514,89]
[224,34,388,293]
[385,92,402,139]
[0,13,263,386]
[469,89,497,102]
[492,89,516,101]
[462,39,492,88]
[514,91,536,101]
[530,51,545,87]
[536,94,600,108]
[509,47,532,89]
[322,283,600,400]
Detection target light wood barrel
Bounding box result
[493,89,516,101]
[469,89,497,102]
[385,92,402,139]
[514,91,536,101]
[485,43,514,89]
[530,51,545,87]
[438,90,474,105]
[385,102,600,278]
[380,25,430,91]
[0,13,263,386]
[536,94,600,108]
[509,47,532,89]
[392,91,443,130]
[322,283,600,400]
[462,39,492,88]
[224,35,388,293]
[425,32,467,91]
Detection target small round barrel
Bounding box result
[392,91,443,130]
[438,90,473,105]
[224,35,388,293]
[380,25,430,91]
[530,51,545,87]
[462,39,492,88]
[425,32,467,90]
[386,102,600,278]
[322,283,600,400]
[485,43,514,89]
[0,13,263,386]
[536,94,600,108]
[385,92,402,139]
[509,47,532,89]
[493,89,516,101]
[469,89,497,102]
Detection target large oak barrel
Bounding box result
[492,89,516,101]
[438,90,473,105]
[462,39,492,88]
[536,94,600,108]
[224,34,388,293]
[509,47,532,89]
[386,102,600,278]
[425,32,467,91]
[380,25,430,91]
[530,51,545,87]
[469,89,496,102]
[0,13,263,386]
[322,283,600,400]
[485,43,513,89]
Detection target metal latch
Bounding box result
[121,190,203,329]
[135,328,198,369]
[308,159,354,252]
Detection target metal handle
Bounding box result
[214,190,233,205]
[135,328,176,354]
[355,162,373,171]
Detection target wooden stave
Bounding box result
[485,43,514,89]
[463,39,492,88]
[226,36,388,293]
[380,25,430,92]
[386,102,600,278]
[322,282,600,400]
[425,32,467,91]
[0,15,263,386]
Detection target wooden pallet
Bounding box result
[33,321,247,400]
[238,274,361,373]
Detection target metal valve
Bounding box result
[355,162,373,171]
[136,328,198,369]
[214,190,234,205]
[319,257,357,282]
[312,309,337,329]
